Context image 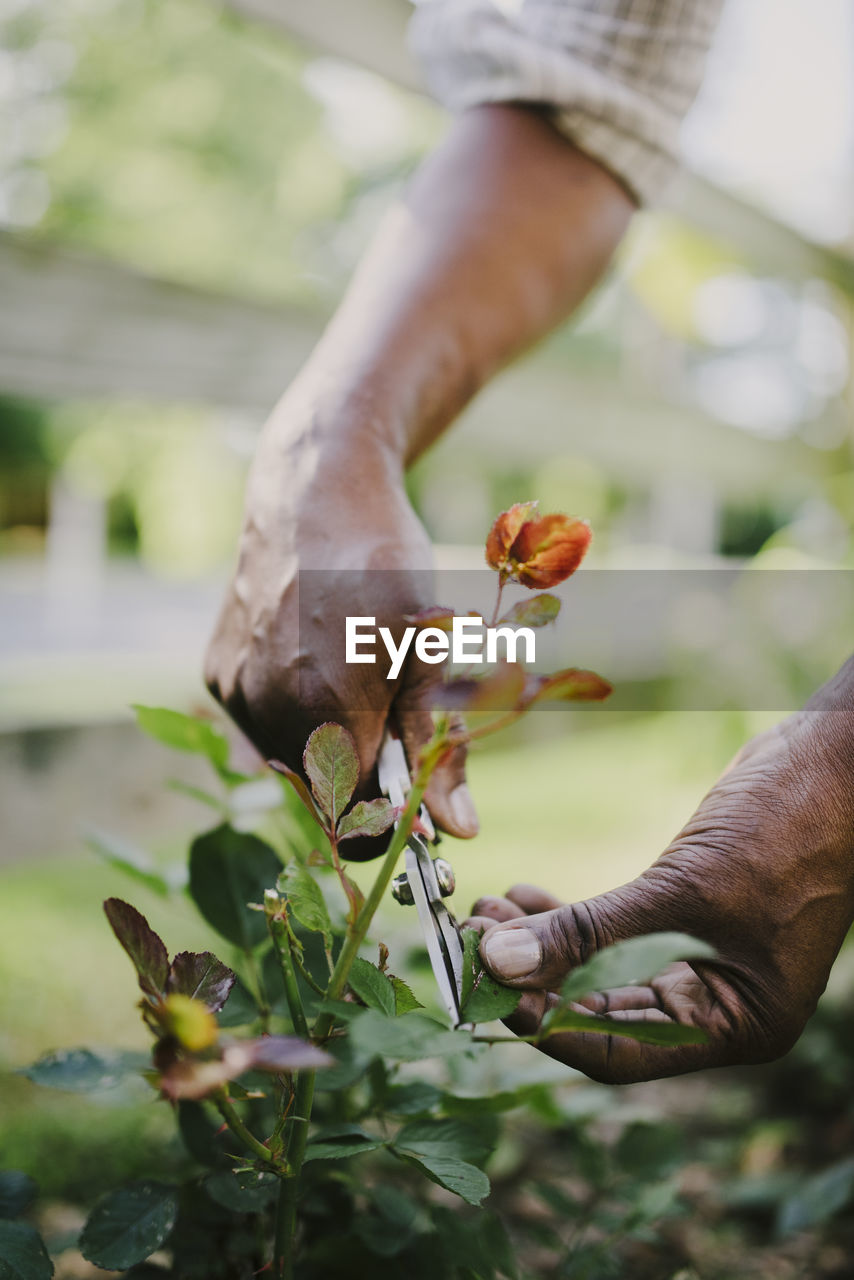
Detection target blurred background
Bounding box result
[2,0,854,1275]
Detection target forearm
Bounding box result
[280,104,634,465]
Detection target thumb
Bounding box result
[479,882,660,989]
[395,668,479,840]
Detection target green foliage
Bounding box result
[304,1125,385,1162]
[0,1220,54,1280]
[0,1173,38,1221]
[87,830,172,898]
[303,723,359,825]
[556,932,716,1004]
[499,593,561,628]
[277,863,333,947]
[188,825,281,949]
[460,928,522,1023]
[394,1152,490,1207]
[132,706,238,782]
[20,1048,149,1100]
[776,1156,854,1236]
[79,1181,179,1271]
[347,956,397,1016]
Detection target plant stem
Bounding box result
[214,1091,278,1168]
[273,1067,316,1280]
[313,769,428,1040]
[269,914,310,1039]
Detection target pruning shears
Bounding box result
[377,733,468,1027]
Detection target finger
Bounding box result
[469,895,527,923]
[576,985,662,1014]
[503,990,549,1037]
[396,674,478,839]
[478,907,586,990]
[505,884,564,914]
[464,915,502,935]
[504,990,720,1084]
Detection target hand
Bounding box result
[467,669,854,1082]
[204,407,478,852]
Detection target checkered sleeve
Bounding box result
[408,0,724,206]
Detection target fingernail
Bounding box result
[482,927,541,979]
[449,783,479,836]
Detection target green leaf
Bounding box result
[303,723,359,824]
[777,1157,854,1236]
[0,1173,37,1220]
[20,1048,149,1099]
[460,928,521,1024]
[87,830,171,898]
[277,863,332,946]
[103,899,169,997]
[348,957,396,1017]
[389,975,423,1015]
[394,1117,494,1164]
[557,933,717,1004]
[384,1081,442,1115]
[395,1151,490,1206]
[615,1122,683,1179]
[188,825,281,949]
[349,1011,473,1062]
[0,1220,53,1280]
[478,1210,518,1279]
[79,1181,179,1271]
[166,952,236,1012]
[337,798,395,842]
[499,593,561,628]
[304,1124,385,1161]
[204,1170,278,1212]
[539,1008,709,1046]
[132,706,241,782]
[355,1186,418,1258]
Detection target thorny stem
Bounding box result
[269,910,310,1040]
[313,747,434,1039]
[274,1068,316,1280]
[214,1091,279,1169]
[271,726,446,1276]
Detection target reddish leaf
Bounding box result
[499,593,561,628]
[509,515,591,589]
[166,951,236,1013]
[404,606,456,632]
[485,501,539,573]
[341,871,365,927]
[437,662,527,713]
[104,898,169,998]
[268,759,323,825]
[303,723,359,824]
[337,798,396,842]
[529,668,613,703]
[250,1035,332,1072]
[158,1036,331,1101]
